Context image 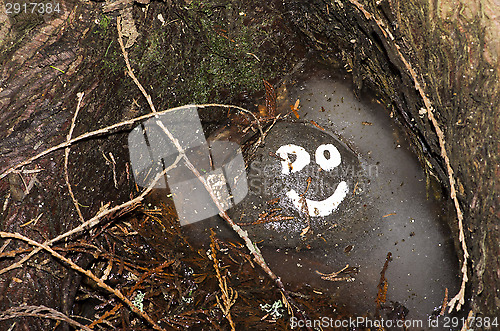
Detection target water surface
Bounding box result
[259,71,460,324]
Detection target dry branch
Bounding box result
[0,305,92,331]
[0,102,263,182]
[64,91,85,223]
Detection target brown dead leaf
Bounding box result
[310,120,325,130]
[291,99,300,118]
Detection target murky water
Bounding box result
[177,68,461,327]
[256,70,460,324]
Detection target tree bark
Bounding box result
[0,1,301,329]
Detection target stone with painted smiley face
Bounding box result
[229,121,373,248]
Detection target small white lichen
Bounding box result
[260,300,284,319]
[132,290,145,312]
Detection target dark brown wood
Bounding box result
[0,1,302,329]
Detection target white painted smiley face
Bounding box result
[276,144,349,217]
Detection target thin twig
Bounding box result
[118,17,157,114]
[65,92,85,223]
[0,246,39,276]
[0,305,92,331]
[0,239,11,254]
[2,192,10,212]
[0,103,262,181]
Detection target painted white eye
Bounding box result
[315,144,341,171]
[276,144,310,175]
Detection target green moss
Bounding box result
[129,1,295,107]
[188,3,269,97]
[95,14,111,36]
[102,47,122,74]
[92,15,122,74]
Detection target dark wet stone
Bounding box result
[227,120,373,249]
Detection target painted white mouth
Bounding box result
[286,181,349,217]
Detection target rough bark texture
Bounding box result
[0,0,498,329]
[0,1,303,329]
[0,3,137,329]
